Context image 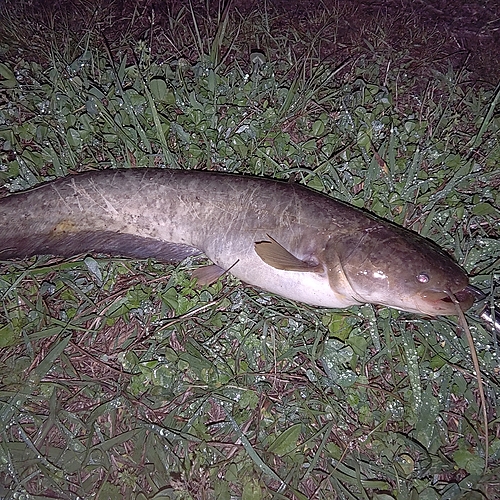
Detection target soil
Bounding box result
[2,0,499,89]
[236,0,500,87]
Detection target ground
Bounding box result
[2,0,500,88]
[0,0,499,498]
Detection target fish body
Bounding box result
[0,168,475,315]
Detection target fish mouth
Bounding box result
[421,285,483,315]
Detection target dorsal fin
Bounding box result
[254,235,320,272]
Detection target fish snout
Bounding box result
[419,284,479,315]
[447,285,480,312]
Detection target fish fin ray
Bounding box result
[192,264,226,285]
[0,230,202,262]
[255,235,319,272]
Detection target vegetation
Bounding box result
[0,1,499,498]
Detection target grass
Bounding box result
[0,0,500,498]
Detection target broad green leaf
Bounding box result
[268,423,302,456]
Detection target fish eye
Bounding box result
[417,272,430,283]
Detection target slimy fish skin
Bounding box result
[0,168,477,316]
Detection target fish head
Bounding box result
[325,223,477,316]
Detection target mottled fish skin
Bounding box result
[0,168,475,315]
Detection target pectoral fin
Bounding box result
[192,264,226,285]
[255,235,320,272]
